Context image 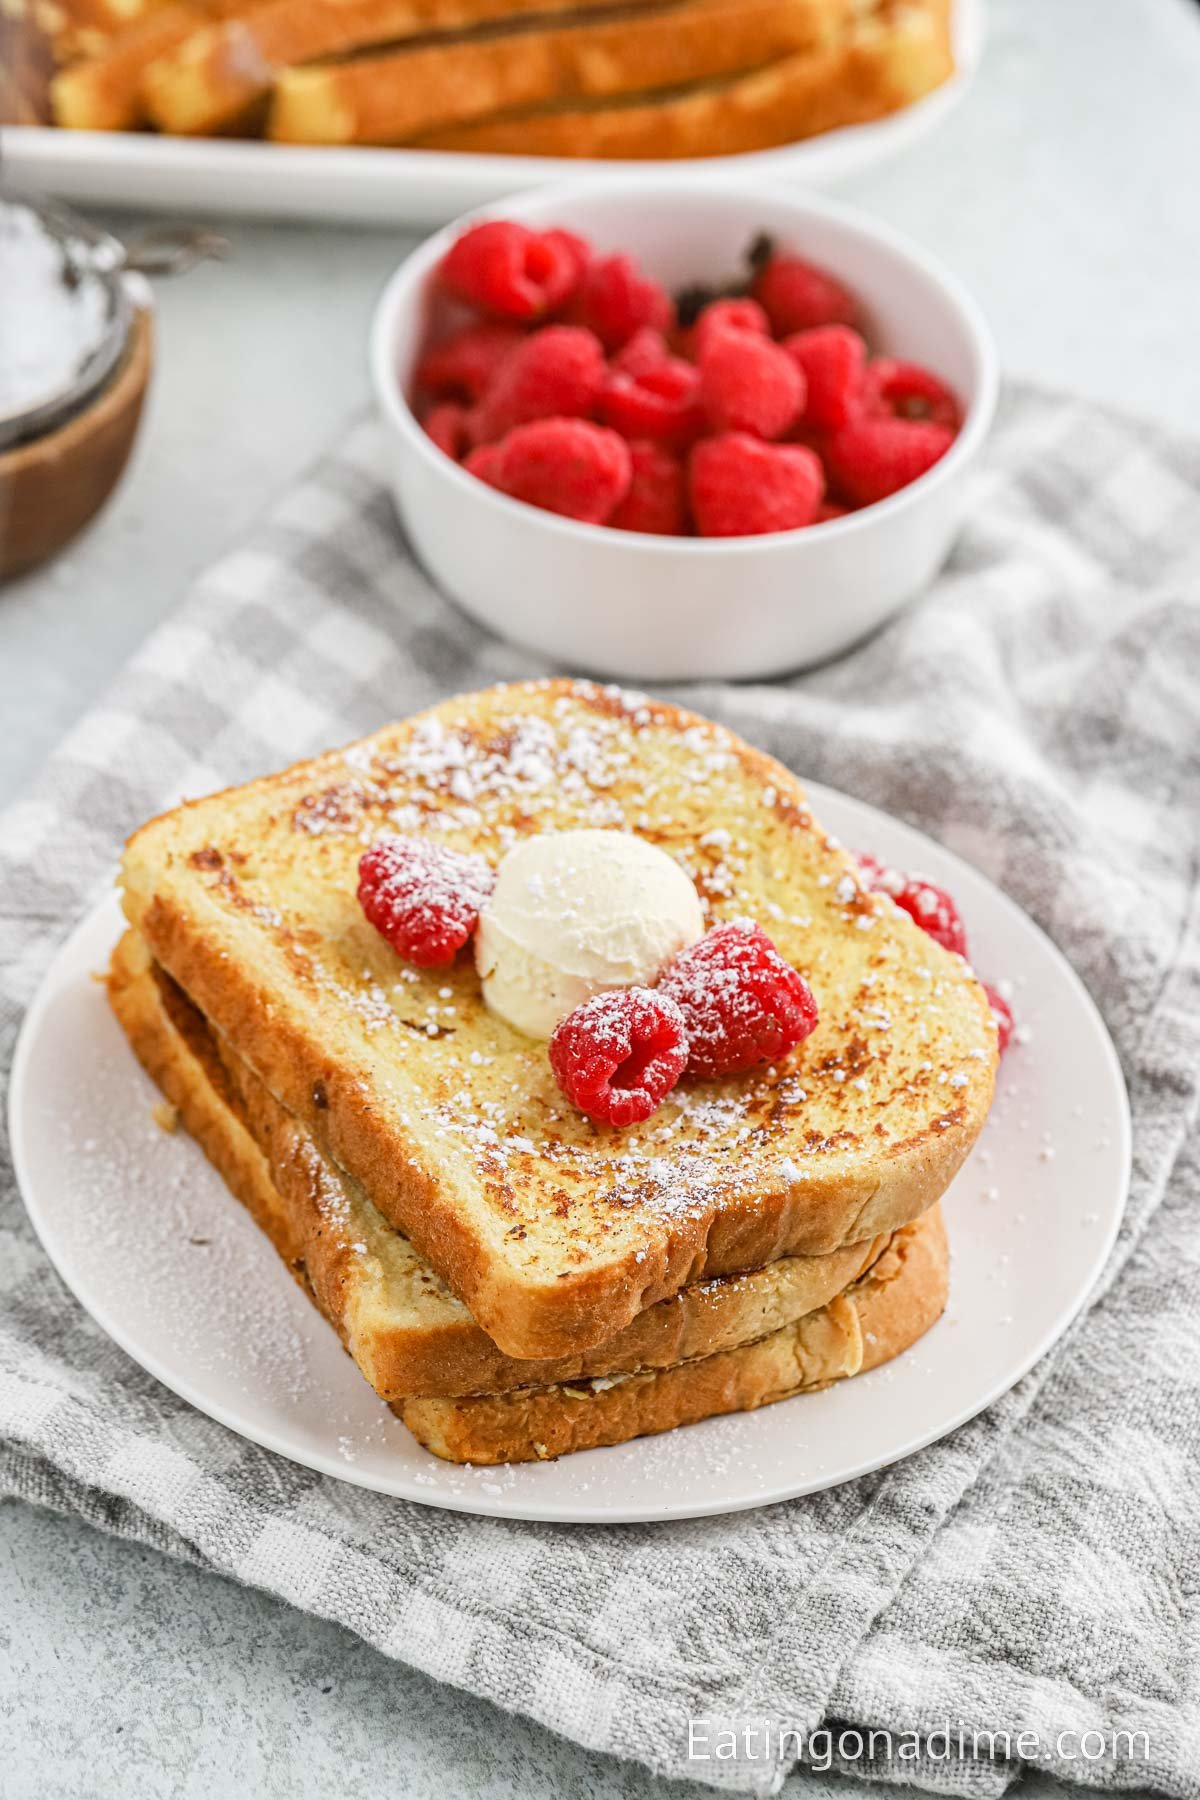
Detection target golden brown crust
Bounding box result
[107,930,311,1279]
[420,0,953,159]
[108,928,900,1397]
[402,1206,949,1462]
[268,0,849,146]
[140,0,692,134]
[51,3,207,130]
[120,677,995,1359]
[38,0,951,158]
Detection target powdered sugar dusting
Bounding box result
[168,680,995,1243]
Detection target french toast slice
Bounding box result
[108,928,894,1397]
[404,1207,948,1462]
[120,678,995,1359]
[420,0,952,158]
[267,0,849,146]
[138,0,696,135]
[51,1,211,130]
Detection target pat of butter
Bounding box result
[475,829,704,1038]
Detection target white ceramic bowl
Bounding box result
[370,179,997,682]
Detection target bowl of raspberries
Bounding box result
[371,178,997,681]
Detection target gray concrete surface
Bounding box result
[2,0,1198,1792]
[0,1501,1084,1798]
[0,1501,701,1799]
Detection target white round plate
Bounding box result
[9,782,1129,1524]
[2,1,983,227]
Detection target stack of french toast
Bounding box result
[17,0,954,158]
[108,680,995,1465]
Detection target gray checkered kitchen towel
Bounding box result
[2,385,1199,1799]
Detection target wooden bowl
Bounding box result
[0,302,154,582]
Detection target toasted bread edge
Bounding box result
[109,928,906,1397]
[402,1203,949,1462]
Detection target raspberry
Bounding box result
[866,358,961,429]
[570,252,674,350]
[464,440,504,486]
[465,418,632,524]
[469,325,605,444]
[422,401,470,461]
[692,297,770,355]
[416,321,526,402]
[659,921,818,1080]
[983,984,1014,1054]
[816,501,849,522]
[612,327,672,378]
[599,354,704,449]
[439,220,580,321]
[549,987,689,1127]
[690,434,823,537]
[751,252,857,336]
[699,329,804,440]
[608,441,687,535]
[358,835,493,967]
[542,226,592,286]
[856,853,967,958]
[784,325,867,432]
[825,418,954,506]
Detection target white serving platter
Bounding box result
[0,0,983,225]
[10,776,1129,1524]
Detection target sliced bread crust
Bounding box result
[419,0,953,158]
[108,929,897,1398]
[139,0,715,133]
[268,0,848,146]
[403,1205,948,1462]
